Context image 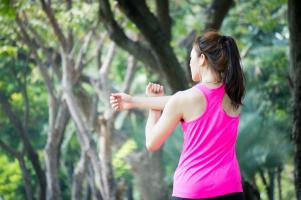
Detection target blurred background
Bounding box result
[0,0,299,200]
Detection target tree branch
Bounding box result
[22,12,58,59]
[66,0,74,50]
[99,42,116,112]
[204,0,234,30]
[10,61,30,134]
[155,0,172,41]
[116,0,169,51]
[98,0,161,74]
[83,32,106,67]
[40,0,69,52]
[99,42,116,79]
[74,30,93,72]
[111,0,189,91]
[0,138,20,158]
[122,55,137,93]
[16,16,57,99]
[17,12,62,80]
[0,91,25,135]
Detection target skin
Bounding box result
[110,47,241,152]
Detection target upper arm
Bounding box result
[146,92,184,152]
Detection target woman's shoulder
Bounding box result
[173,87,198,99]
[173,87,206,106]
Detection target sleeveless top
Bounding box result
[172,82,243,199]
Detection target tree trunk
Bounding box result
[277,166,283,200]
[17,154,35,200]
[99,117,117,200]
[242,177,261,200]
[268,169,275,200]
[126,150,168,200]
[259,168,271,200]
[72,151,88,200]
[44,97,70,200]
[61,53,117,199]
[87,164,103,200]
[288,0,301,199]
[126,181,134,200]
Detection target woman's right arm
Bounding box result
[110,93,171,111]
[131,95,171,110]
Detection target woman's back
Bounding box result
[181,83,241,123]
[172,82,243,199]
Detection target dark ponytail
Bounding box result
[193,31,245,109]
[221,36,245,109]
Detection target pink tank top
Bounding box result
[172,82,243,199]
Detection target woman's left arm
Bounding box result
[145,92,183,152]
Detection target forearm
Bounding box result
[130,95,171,110]
[145,109,161,149]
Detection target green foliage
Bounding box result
[0,154,24,200]
[0,0,16,19]
[0,47,48,149]
[0,46,17,57]
[113,139,137,181]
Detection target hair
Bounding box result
[193,30,246,109]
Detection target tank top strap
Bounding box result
[193,82,225,107]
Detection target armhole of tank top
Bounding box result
[181,86,209,124]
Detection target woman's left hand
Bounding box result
[145,82,164,97]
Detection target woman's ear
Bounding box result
[199,53,207,67]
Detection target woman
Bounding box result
[110,31,245,200]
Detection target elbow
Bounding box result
[145,142,159,152]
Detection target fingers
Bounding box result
[110,93,121,111]
[147,82,163,93]
[110,93,121,99]
[154,84,163,93]
[158,85,163,93]
[146,82,152,92]
[110,95,119,104]
[111,102,119,111]
[159,85,163,93]
[110,97,118,104]
[153,84,159,93]
[110,100,119,111]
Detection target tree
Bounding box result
[0,45,46,200]
[288,0,301,199]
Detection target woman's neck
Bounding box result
[201,72,222,84]
[200,66,221,84]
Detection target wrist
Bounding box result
[149,109,161,117]
[128,95,135,109]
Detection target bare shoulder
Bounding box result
[168,90,191,109]
[173,87,206,121]
[174,87,206,105]
[173,88,199,99]
[169,87,208,111]
[170,90,186,103]
[163,91,187,117]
